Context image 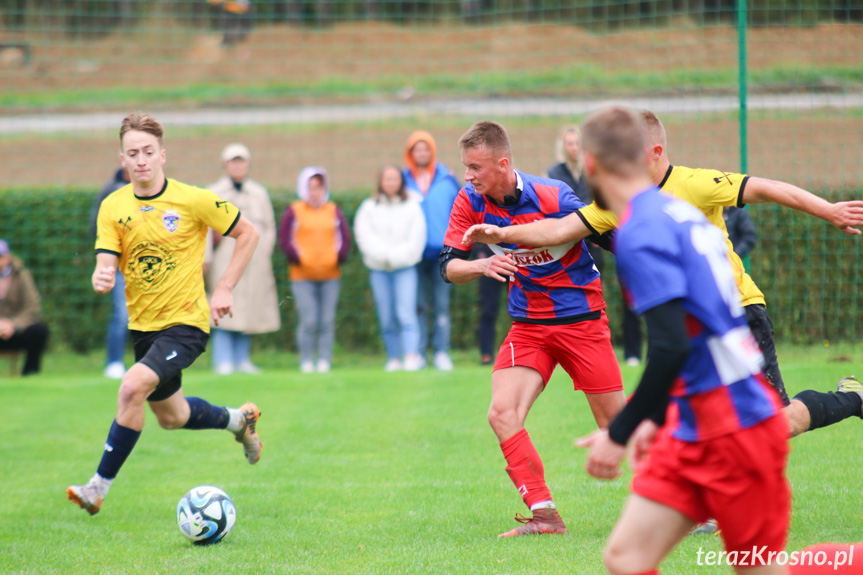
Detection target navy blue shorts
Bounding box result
[131,325,209,402]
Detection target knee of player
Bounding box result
[603,540,636,575]
[117,379,150,407]
[155,412,185,430]
[487,404,516,429]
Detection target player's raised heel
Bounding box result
[234,402,262,464]
[66,483,103,516]
[837,375,863,417]
[498,508,568,537]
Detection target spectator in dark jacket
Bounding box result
[724,206,758,272]
[89,167,131,379]
[547,126,641,365]
[0,239,49,376]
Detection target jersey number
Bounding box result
[690,223,744,318]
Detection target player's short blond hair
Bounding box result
[119,112,164,147]
[639,110,667,148]
[458,121,512,160]
[580,107,647,177]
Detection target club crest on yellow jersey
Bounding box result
[163,210,181,233]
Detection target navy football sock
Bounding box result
[96,420,141,480]
[794,390,863,431]
[183,397,229,430]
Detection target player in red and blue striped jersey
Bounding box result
[576,107,789,575]
[441,121,625,537]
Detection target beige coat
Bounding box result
[206,176,281,334]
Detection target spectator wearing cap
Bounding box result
[0,239,50,375]
[206,143,280,375]
[89,164,132,379]
[279,167,351,374]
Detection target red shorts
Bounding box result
[632,414,790,555]
[493,312,623,394]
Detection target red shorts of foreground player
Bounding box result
[493,311,623,393]
[633,413,790,555]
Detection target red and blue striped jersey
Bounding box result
[616,188,781,442]
[443,171,605,324]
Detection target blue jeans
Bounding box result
[416,258,451,355]
[369,267,420,360]
[292,279,341,363]
[210,328,252,367]
[106,272,129,366]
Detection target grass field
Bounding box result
[1,346,860,574]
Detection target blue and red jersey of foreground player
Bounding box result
[444,171,605,324]
[616,187,781,442]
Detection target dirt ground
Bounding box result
[2,20,862,98]
[1,21,862,191]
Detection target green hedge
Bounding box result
[1,186,860,354]
[0,186,506,355]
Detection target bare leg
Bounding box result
[149,388,192,430]
[784,400,810,438]
[585,390,627,429]
[116,363,161,431]
[488,366,545,442]
[604,495,695,575]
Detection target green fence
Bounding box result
[2,1,862,354]
[1,186,861,352]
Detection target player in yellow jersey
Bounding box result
[464,110,863,441]
[67,113,263,516]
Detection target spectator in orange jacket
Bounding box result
[279,167,351,373]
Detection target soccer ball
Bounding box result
[176,485,236,545]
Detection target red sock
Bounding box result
[789,544,861,574]
[500,429,553,509]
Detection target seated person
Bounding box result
[0,239,49,375]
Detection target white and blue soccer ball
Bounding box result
[176,485,236,545]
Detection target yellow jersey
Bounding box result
[95,178,240,333]
[578,165,765,307]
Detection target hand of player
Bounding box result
[480,254,517,282]
[92,265,116,294]
[829,200,863,235]
[0,318,15,340]
[575,429,625,480]
[462,224,507,245]
[210,286,234,326]
[628,420,659,470]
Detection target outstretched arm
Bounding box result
[210,216,260,325]
[742,177,863,235]
[463,212,592,247]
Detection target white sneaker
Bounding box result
[236,361,261,375]
[316,360,331,373]
[625,357,641,367]
[66,481,104,515]
[300,361,315,374]
[103,362,126,379]
[403,355,423,372]
[215,363,234,375]
[384,359,403,372]
[433,351,454,371]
